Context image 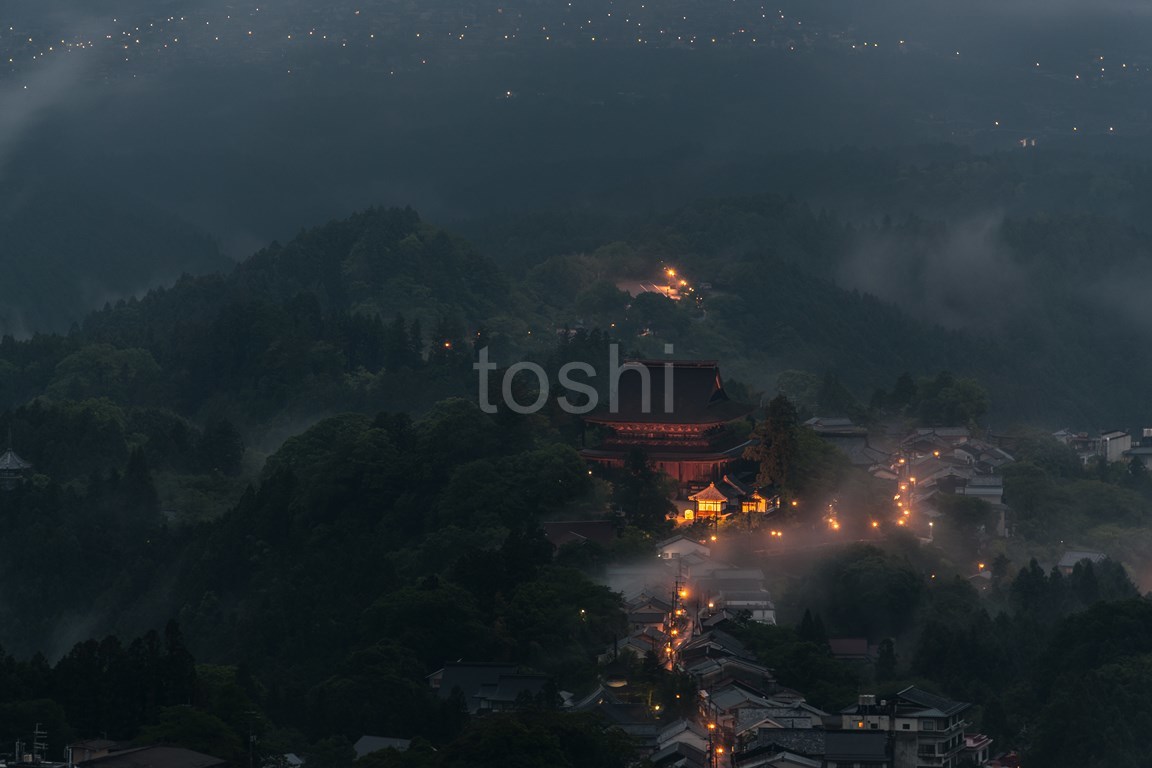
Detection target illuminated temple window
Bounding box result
[689,482,729,516]
[741,492,768,513]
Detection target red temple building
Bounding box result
[580,360,755,485]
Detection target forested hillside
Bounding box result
[4,164,1152,427]
[0,200,1150,765]
[2,394,1151,766]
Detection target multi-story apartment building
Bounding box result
[838,687,975,768]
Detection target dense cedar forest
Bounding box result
[1,198,1152,767]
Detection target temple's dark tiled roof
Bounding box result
[584,361,754,425]
[0,449,31,471]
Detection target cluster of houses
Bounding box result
[800,420,1013,539]
[386,454,1026,767]
[575,607,1002,768]
[590,531,1002,767]
[1053,426,1152,468]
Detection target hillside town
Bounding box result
[361,361,1148,768]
